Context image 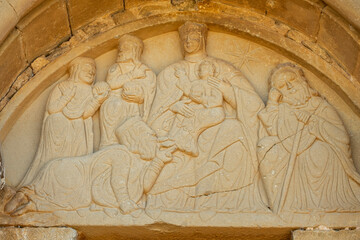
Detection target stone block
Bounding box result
[292,229,360,240]
[217,0,324,37]
[318,7,360,77]
[6,0,46,17]
[0,30,26,100]
[0,0,19,43]
[67,0,124,30]
[17,0,71,63]
[0,227,79,240]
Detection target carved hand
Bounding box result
[132,66,146,79]
[122,82,144,103]
[268,87,282,103]
[59,82,76,101]
[308,116,319,135]
[294,110,311,124]
[93,82,110,104]
[156,145,177,163]
[170,99,194,117]
[207,76,232,95]
[174,66,187,78]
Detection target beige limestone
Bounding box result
[0,23,358,235]
[0,30,26,100]
[30,55,49,74]
[318,6,360,79]
[0,1,358,238]
[67,0,123,31]
[17,0,71,62]
[0,0,19,44]
[0,227,79,240]
[292,229,360,240]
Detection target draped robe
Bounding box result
[146,56,269,213]
[258,96,360,212]
[18,81,95,188]
[99,61,156,149]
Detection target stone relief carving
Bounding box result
[18,57,110,187]
[257,63,360,214]
[1,22,360,221]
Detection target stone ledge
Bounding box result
[292,228,360,240]
[0,227,79,240]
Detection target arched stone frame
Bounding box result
[0,1,359,236]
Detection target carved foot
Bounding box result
[0,185,16,211]
[4,192,29,214]
[11,201,36,216]
[119,199,140,215]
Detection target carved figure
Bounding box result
[168,61,225,156]
[146,21,268,215]
[18,57,109,187]
[99,34,156,154]
[3,37,169,217]
[257,63,360,213]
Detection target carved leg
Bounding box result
[110,158,139,214]
[11,201,36,216]
[4,192,29,214]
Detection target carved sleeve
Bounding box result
[106,65,132,90]
[82,98,101,119]
[47,85,72,114]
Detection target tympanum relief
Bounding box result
[1,22,360,223]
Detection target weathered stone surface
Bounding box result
[0,227,79,240]
[31,55,49,74]
[318,7,360,78]
[17,0,71,62]
[217,0,324,37]
[323,0,360,31]
[67,0,123,31]
[0,0,18,43]
[292,229,360,240]
[0,30,26,100]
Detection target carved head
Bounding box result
[269,63,316,105]
[178,21,207,54]
[189,81,205,104]
[198,60,216,79]
[117,34,144,62]
[69,57,96,84]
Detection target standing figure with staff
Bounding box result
[257,63,360,213]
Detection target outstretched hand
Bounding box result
[170,99,194,118]
[207,76,232,95]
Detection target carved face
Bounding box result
[189,82,205,104]
[78,63,96,84]
[198,61,215,79]
[274,71,309,105]
[118,41,136,61]
[183,31,202,54]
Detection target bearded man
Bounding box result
[258,63,360,213]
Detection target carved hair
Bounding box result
[118,34,144,61]
[68,57,96,83]
[178,21,208,43]
[268,62,318,96]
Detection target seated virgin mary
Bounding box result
[145,22,269,215]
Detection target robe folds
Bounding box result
[258,97,360,212]
[20,145,148,212]
[146,57,269,213]
[18,81,94,188]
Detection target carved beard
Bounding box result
[281,84,310,106]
